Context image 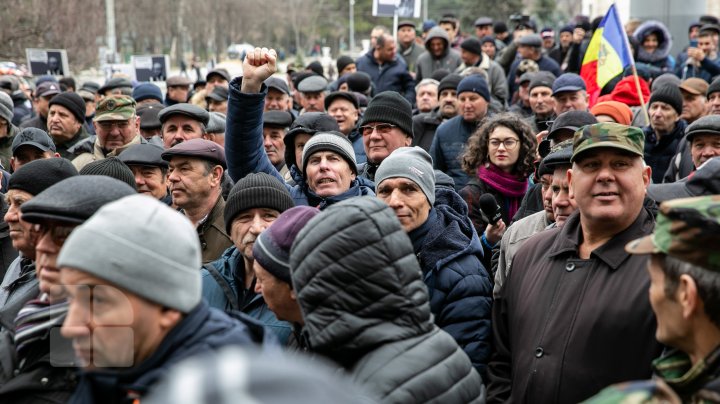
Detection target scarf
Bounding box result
[477,164,528,220]
[14,293,69,358]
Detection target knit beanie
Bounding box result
[590,101,633,125]
[20,175,136,225]
[79,157,137,190]
[0,92,13,124]
[649,84,683,115]
[375,147,436,205]
[456,74,491,102]
[360,91,413,137]
[707,77,720,98]
[57,194,202,313]
[132,82,163,103]
[345,72,372,93]
[48,92,86,123]
[651,73,681,92]
[8,158,78,196]
[301,132,358,178]
[438,73,463,95]
[224,172,295,234]
[336,55,355,74]
[460,37,483,55]
[252,206,320,284]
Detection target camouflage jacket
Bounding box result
[585,347,720,403]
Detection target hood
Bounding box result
[289,197,434,367]
[598,75,650,107]
[634,20,673,62]
[424,27,450,55]
[418,188,483,272]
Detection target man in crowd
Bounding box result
[680,28,720,82]
[165,75,192,106]
[415,78,439,114]
[552,73,589,115]
[136,103,164,144]
[679,77,708,124]
[46,92,90,160]
[356,33,416,104]
[488,123,664,403]
[57,194,259,403]
[397,20,424,73]
[643,84,688,183]
[9,128,60,172]
[664,114,720,183]
[263,110,293,177]
[97,77,132,97]
[201,172,295,343]
[162,139,232,263]
[528,72,557,132]
[431,74,489,190]
[159,103,210,148]
[0,92,19,170]
[296,75,328,113]
[73,95,142,170]
[132,83,163,106]
[415,26,462,82]
[263,77,292,112]
[508,72,534,118]
[20,82,60,132]
[375,146,493,375]
[325,92,364,163]
[118,143,171,204]
[412,73,461,152]
[507,34,562,95]
[456,37,509,104]
[206,86,229,114]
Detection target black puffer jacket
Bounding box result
[290,196,485,404]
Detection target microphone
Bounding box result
[478,194,503,226]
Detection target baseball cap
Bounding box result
[11,128,56,154]
[571,122,645,162]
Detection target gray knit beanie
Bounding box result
[301,132,357,177]
[375,146,436,205]
[57,194,202,313]
[224,172,295,234]
[360,91,414,137]
[79,157,137,190]
[0,92,13,124]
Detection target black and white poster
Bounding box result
[132,55,170,82]
[26,49,69,76]
[372,0,420,18]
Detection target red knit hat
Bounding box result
[597,76,650,107]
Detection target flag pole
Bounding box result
[614,3,650,124]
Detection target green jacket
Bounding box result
[197,196,232,264]
[0,124,19,171]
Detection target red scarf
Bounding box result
[477,164,528,220]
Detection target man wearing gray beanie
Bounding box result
[643,83,688,183]
[374,146,492,375]
[430,74,490,190]
[57,195,258,404]
[223,47,374,211]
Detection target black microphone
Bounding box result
[478,194,503,226]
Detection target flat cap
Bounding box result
[99,77,133,94]
[548,110,598,141]
[35,81,61,98]
[685,114,720,141]
[166,75,192,87]
[94,95,137,122]
[297,75,328,93]
[161,138,226,168]
[528,71,556,92]
[119,143,168,168]
[324,91,359,111]
[552,73,586,95]
[206,68,230,82]
[679,78,709,96]
[205,86,229,102]
[158,103,210,126]
[571,122,645,162]
[265,77,290,95]
[398,20,416,29]
[207,112,226,134]
[518,34,543,47]
[541,139,573,169]
[264,110,294,128]
[136,103,164,130]
[474,17,493,26]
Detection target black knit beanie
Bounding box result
[360,91,414,137]
[336,55,355,74]
[79,157,137,190]
[8,158,78,196]
[224,172,295,233]
[707,77,720,99]
[48,92,86,123]
[649,84,683,115]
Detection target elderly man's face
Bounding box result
[48,105,82,142]
[95,116,139,151]
[529,86,555,116]
[327,98,359,135]
[439,89,459,118]
[398,26,416,46]
[167,85,190,103]
[708,92,720,115]
[11,145,54,171]
[361,122,412,164]
[34,220,78,303]
[459,91,488,123]
[569,148,650,232]
[253,261,303,324]
[691,134,720,167]
[231,208,280,260]
[649,101,680,135]
[553,91,588,115]
[265,89,289,112]
[129,165,167,200]
[4,190,38,258]
[377,177,431,232]
[681,91,707,123]
[263,126,286,166]
[208,100,227,114]
[167,157,221,210]
[415,84,438,113]
[300,92,325,113]
[305,151,355,197]
[162,116,205,148]
[61,268,179,370]
[552,166,576,226]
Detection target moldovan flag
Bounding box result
[580,4,633,106]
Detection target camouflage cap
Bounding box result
[625,195,720,271]
[570,122,645,163]
[94,95,137,122]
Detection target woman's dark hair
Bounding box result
[461,113,538,177]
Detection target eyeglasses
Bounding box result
[488,138,519,150]
[360,123,397,136]
[31,223,76,245]
[97,120,132,131]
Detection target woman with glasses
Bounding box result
[459,113,537,262]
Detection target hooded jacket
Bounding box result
[290,197,485,403]
[634,21,675,76]
[410,188,492,375]
[643,119,688,184]
[355,50,416,104]
[225,79,375,209]
[415,27,462,82]
[67,302,258,404]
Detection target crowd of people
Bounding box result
[0,9,718,404]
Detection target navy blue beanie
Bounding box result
[132,83,163,103]
[457,74,490,102]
